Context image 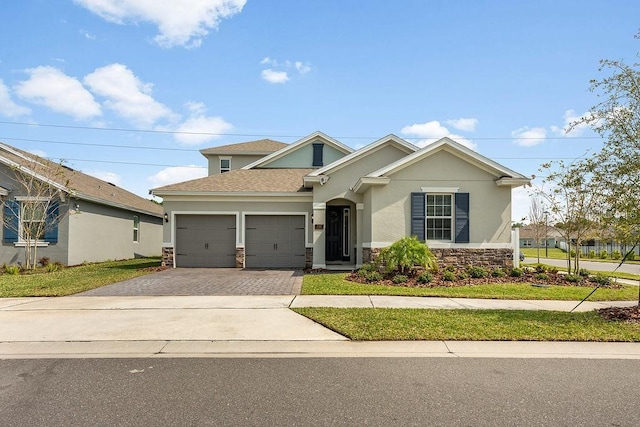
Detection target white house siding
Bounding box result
[67,200,162,265]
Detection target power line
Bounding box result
[48,157,205,168]
[0,136,200,152]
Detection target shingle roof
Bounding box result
[0,143,163,217]
[199,139,287,155]
[152,168,314,194]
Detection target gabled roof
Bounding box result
[242,131,353,170]
[152,168,314,195]
[368,137,530,184]
[199,139,287,156]
[0,142,162,217]
[306,134,417,177]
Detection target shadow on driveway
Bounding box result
[75,268,303,296]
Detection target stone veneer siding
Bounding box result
[363,247,513,269]
[161,247,174,267]
[305,248,313,269]
[235,247,245,268]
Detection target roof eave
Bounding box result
[495,177,531,187]
[352,177,391,194]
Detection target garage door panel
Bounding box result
[245,215,306,268]
[176,215,236,268]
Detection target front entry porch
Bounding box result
[312,200,362,269]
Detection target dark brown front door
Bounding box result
[326,206,350,262]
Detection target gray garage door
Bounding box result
[175,215,236,267]
[245,215,306,268]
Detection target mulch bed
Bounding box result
[597,306,640,324]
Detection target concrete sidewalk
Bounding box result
[1,295,639,359]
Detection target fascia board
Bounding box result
[76,193,162,218]
[352,177,391,194]
[151,190,312,197]
[495,177,531,187]
[241,131,353,170]
[0,155,70,194]
[308,134,418,177]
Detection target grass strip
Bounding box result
[0,257,161,297]
[302,273,639,301]
[293,307,640,341]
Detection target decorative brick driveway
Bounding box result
[77,268,303,296]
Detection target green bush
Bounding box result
[366,271,382,282]
[4,264,20,275]
[443,271,456,281]
[534,264,547,273]
[444,265,456,273]
[592,274,611,286]
[565,274,582,283]
[570,249,576,258]
[599,250,608,259]
[491,268,506,277]
[457,271,469,280]
[46,263,59,273]
[509,267,523,277]
[588,250,596,259]
[624,251,636,261]
[534,273,549,281]
[611,250,622,260]
[467,266,488,278]
[357,263,376,278]
[417,272,433,284]
[376,236,437,274]
[578,268,590,277]
[392,275,408,284]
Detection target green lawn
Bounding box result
[302,273,639,301]
[0,257,162,297]
[292,307,640,341]
[522,247,639,264]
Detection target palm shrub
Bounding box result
[376,236,437,275]
[599,250,608,259]
[611,250,622,260]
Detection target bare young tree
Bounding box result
[527,195,546,264]
[1,155,70,269]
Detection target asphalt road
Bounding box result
[525,256,640,276]
[1,358,638,426]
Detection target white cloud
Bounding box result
[174,115,233,145]
[0,79,31,117]
[80,29,96,40]
[73,0,246,48]
[185,101,207,115]
[148,165,207,188]
[512,126,547,147]
[294,61,311,74]
[446,117,478,132]
[400,120,477,150]
[85,170,122,186]
[550,109,592,137]
[260,57,277,66]
[14,66,101,120]
[84,63,174,127]
[261,69,289,84]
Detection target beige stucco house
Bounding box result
[0,142,163,266]
[152,132,530,269]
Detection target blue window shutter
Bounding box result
[455,193,470,243]
[3,201,19,243]
[312,143,324,167]
[44,202,59,243]
[410,192,425,241]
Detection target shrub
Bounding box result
[578,268,590,277]
[624,251,636,261]
[45,263,59,273]
[376,236,437,275]
[509,267,523,277]
[443,271,456,281]
[491,268,505,277]
[366,271,382,282]
[599,250,608,259]
[4,264,20,275]
[592,274,611,286]
[570,249,576,258]
[611,250,622,260]
[357,263,376,278]
[534,273,549,281]
[39,257,50,267]
[565,274,582,283]
[444,265,456,273]
[588,250,596,259]
[417,272,433,284]
[534,264,547,273]
[467,266,488,278]
[457,271,469,280]
[547,266,559,274]
[392,275,408,284]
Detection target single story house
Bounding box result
[152,132,530,269]
[519,224,563,249]
[0,142,163,266]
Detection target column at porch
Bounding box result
[356,203,364,268]
[312,202,326,269]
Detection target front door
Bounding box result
[326,206,350,262]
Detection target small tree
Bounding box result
[1,156,70,269]
[527,195,546,263]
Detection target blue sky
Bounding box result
[0,0,638,222]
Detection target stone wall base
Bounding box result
[362,247,513,269]
[161,247,174,267]
[235,247,245,268]
[305,248,313,269]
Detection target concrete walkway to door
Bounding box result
[77,268,303,296]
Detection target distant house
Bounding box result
[0,142,163,266]
[152,132,530,269]
[518,224,563,249]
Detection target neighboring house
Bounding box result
[152,132,530,269]
[519,224,563,249]
[0,142,163,266]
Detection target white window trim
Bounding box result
[425,193,454,243]
[13,197,52,247]
[133,215,140,243]
[220,156,232,173]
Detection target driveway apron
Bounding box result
[75,268,303,296]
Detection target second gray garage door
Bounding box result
[245,215,306,268]
[175,215,236,267]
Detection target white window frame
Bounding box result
[133,215,140,243]
[13,196,51,247]
[425,193,453,242]
[220,157,231,173]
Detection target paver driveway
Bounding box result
[76,268,303,296]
